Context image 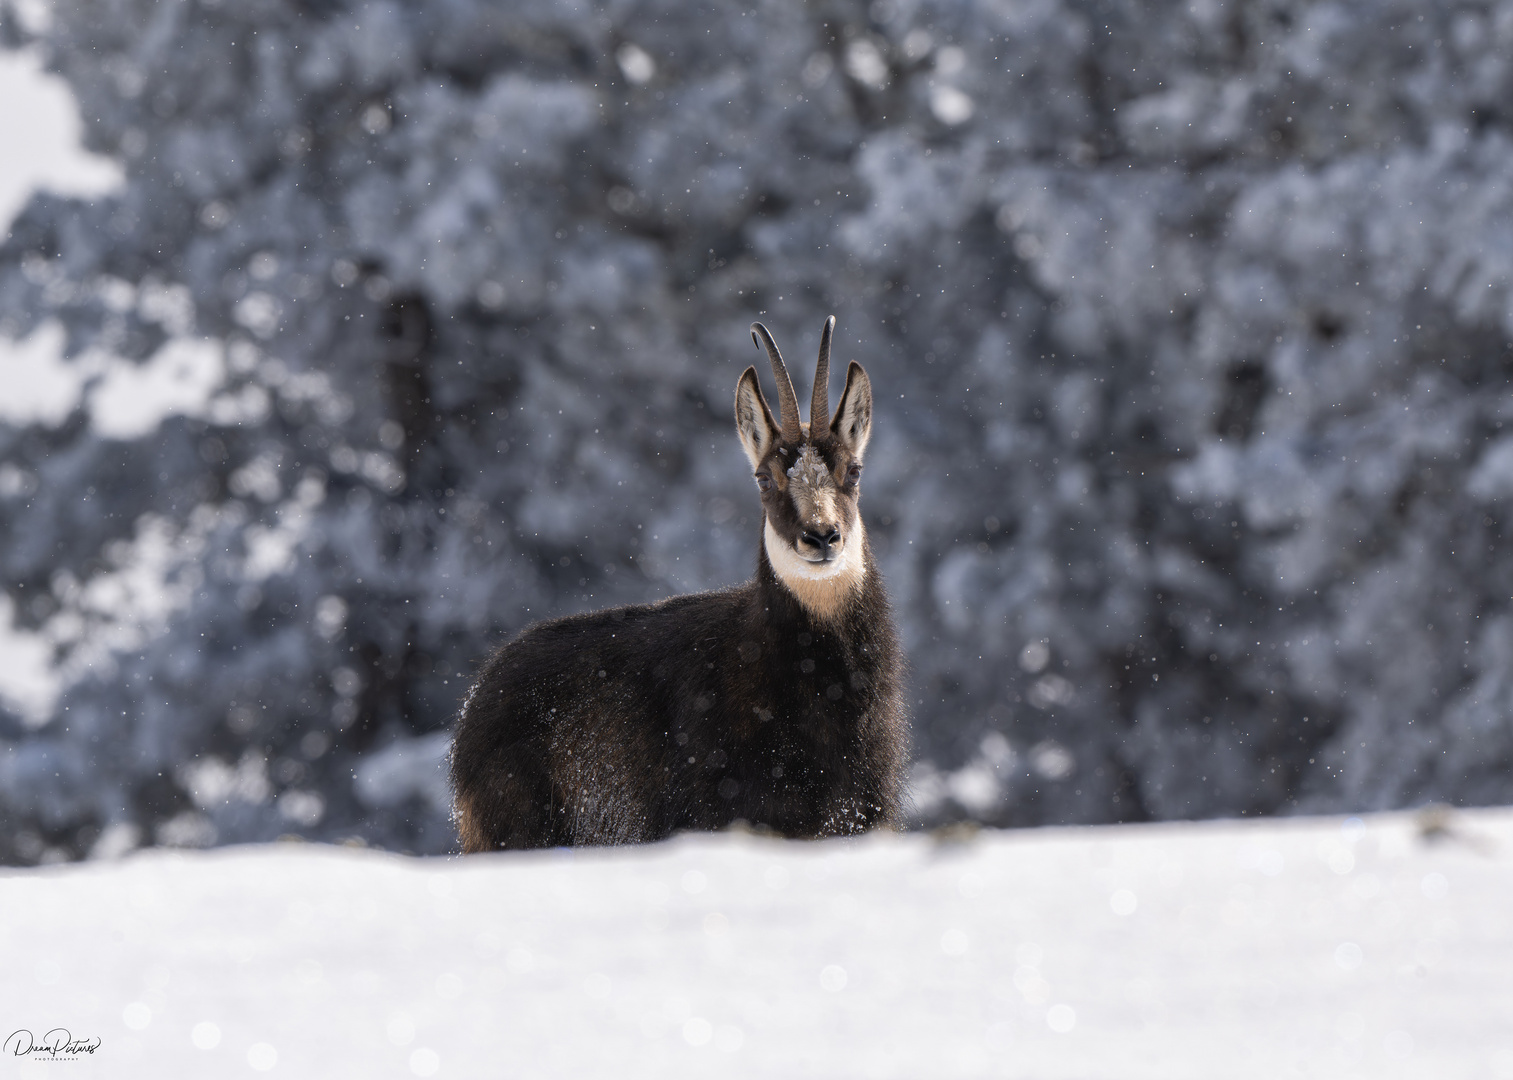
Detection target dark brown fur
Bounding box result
[450,320,908,850]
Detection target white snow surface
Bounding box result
[4,809,1511,1079]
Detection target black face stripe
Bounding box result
[759,437,861,546]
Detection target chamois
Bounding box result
[450,318,907,850]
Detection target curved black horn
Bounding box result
[811,315,835,431]
[751,322,802,443]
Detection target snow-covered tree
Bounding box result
[3,0,1513,862]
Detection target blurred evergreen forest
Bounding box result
[3,0,1513,863]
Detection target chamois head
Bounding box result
[735,317,874,617]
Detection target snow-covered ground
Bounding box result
[4,808,1511,1079]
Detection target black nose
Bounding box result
[802,527,841,550]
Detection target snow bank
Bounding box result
[4,808,1510,1078]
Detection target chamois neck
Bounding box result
[760,517,869,626]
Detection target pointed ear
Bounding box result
[735,366,779,470]
[830,361,873,459]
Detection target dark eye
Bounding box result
[756,474,772,492]
[847,464,862,481]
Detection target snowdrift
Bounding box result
[4,808,1510,1078]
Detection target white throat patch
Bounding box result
[764,516,867,621]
